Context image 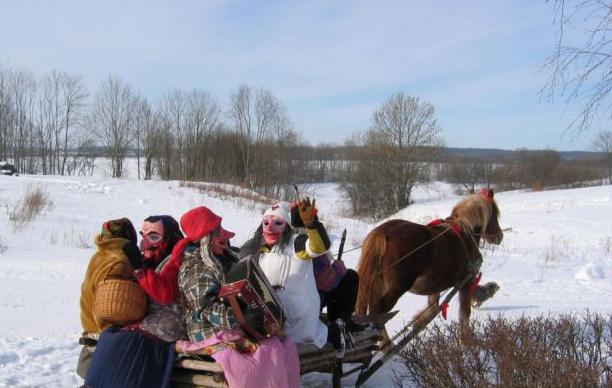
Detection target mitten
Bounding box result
[122,241,143,270]
[298,197,318,227]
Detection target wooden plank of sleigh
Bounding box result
[170,312,397,388]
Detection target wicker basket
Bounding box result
[94,279,147,325]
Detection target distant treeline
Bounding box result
[1,63,611,218]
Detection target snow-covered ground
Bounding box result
[0,167,610,387]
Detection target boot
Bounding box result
[328,320,346,359]
[345,317,374,333]
[335,318,356,353]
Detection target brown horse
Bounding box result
[355,189,503,333]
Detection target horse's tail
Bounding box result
[356,229,387,315]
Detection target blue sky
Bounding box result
[0,0,597,150]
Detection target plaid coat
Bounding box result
[177,239,237,342]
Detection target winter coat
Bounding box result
[135,257,181,304]
[257,223,330,348]
[79,235,136,333]
[178,238,237,342]
[313,252,347,293]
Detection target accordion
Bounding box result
[219,256,284,340]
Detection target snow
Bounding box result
[0,165,611,387]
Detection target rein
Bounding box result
[386,223,455,271]
[334,221,479,269]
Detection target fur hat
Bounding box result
[263,202,291,224]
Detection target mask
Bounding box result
[262,215,286,246]
[210,225,235,255]
[139,233,167,262]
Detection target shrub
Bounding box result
[396,313,612,387]
[180,181,273,207]
[9,185,53,231]
[63,227,93,249]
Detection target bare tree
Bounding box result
[0,65,12,161]
[593,130,612,183]
[229,84,253,184]
[228,83,290,189]
[341,92,442,218]
[160,89,187,179]
[59,72,87,175]
[544,0,612,136]
[131,97,147,180]
[35,70,86,175]
[183,89,220,180]
[89,75,137,178]
[10,69,37,173]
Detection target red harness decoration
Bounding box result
[469,272,483,296]
[427,219,461,235]
[440,302,449,320]
[479,188,494,203]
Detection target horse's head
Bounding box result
[478,188,503,245]
[451,188,503,245]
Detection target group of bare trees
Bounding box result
[440,147,607,193]
[0,64,307,199]
[2,51,610,220]
[0,65,90,175]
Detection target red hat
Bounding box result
[180,206,221,242]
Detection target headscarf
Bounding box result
[98,218,137,243]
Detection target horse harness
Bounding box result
[385,217,483,275]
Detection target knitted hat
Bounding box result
[263,203,290,224]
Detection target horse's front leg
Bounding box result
[458,288,472,342]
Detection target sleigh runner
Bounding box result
[170,312,395,388]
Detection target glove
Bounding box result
[298,197,318,227]
[243,307,265,334]
[122,241,143,270]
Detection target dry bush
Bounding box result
[9,185,53,231]
[63,227,93,249]
[396,313,612,388]
[180,181,273,207]
[537,236,571,280]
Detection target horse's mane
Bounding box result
[450,193,497,233]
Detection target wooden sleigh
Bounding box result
[170,312,397,388]
[171,265,479,388]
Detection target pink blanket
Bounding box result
[176,329,300,388]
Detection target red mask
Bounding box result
[140,233,168,262]
[262,215,286,246]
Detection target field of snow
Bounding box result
[0,166,610,387]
